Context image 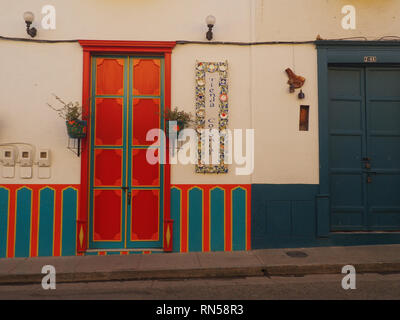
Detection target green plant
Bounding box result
[47,94,83,121]
[164,107,194,131]
[47,94,87,139]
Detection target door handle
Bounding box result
[121,187,131,205]
[366,171,377,184]
[361,157,371,169]
[127,191,132,205]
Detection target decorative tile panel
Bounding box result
[195,61,229,174]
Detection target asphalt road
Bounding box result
[0,273,399,300]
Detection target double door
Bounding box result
[89,55,165,248]
[328,66,400,230]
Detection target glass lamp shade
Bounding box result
[23,11,34,23]
[205,15,216,26]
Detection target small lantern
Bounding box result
[23,11,37,37]
[205,15,216,41]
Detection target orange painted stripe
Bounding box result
[6,186,16,258]
[203,186,210,252]
[53,188,62,256]
[30,188,39,257]
[181,187,188,252]
[225,186,232,251]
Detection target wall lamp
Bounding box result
[205,15,216,41]
[23,11,37,38]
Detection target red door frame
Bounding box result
[77,40,176,253]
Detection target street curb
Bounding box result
[1,262,400,285]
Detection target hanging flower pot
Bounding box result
[47,94,86,139]
[166,120,186,136]
[163,107,193,137]
[176,120,185,134]
[66,119,87,139]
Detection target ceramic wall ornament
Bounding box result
[195,61,229,174]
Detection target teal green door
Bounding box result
[328,66,400,231]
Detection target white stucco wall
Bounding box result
[3,0,398,42]
[0,42,83,184]
[0,0,252,42]
[255,0,400,41]
[251,44,319,184]
[1,0,399,185]
[171,44,252,184]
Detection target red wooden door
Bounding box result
[89,55,164,249]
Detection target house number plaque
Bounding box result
[364,56,377,63]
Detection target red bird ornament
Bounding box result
[285,68,305,93]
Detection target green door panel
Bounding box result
[328,67,367,230]
[366,68,400,230]
[329,66,400,231]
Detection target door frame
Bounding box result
[316,41,400,237]
[77,40,176,253]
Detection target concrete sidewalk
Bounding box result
[1,244,400,285]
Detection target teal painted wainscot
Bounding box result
[170,184,251,252]
[0,184,79,258]
[251,183,400,249]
